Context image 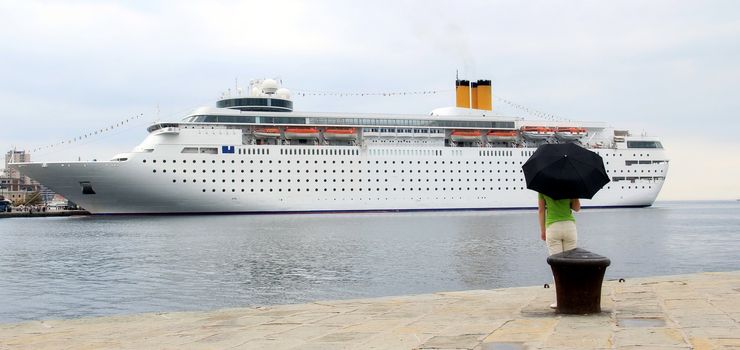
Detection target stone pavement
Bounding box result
[2,271,739,349]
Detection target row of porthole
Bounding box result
[368,149,444,156]
[598,153,655,157]
[614,169,664,173]
[144,159,663,172]
[479,151,515,157]
[144,151,655,164]
[154,169,528,175]
[174,178,524,184]
[279,148,359,156]
[143,162,670,174]
[150,166,663,176]
[200,186,527,193]
[154,168,523,175]
[193,184,654,192]
[240,148,269,155]
[313,197,468,201]
[158,170,651,182]
[145,159,525,165]
[601,185,653,190]
[150,165,664,175]
[150,166,669,174]
[149,163,662,174]
[399,178,522,182]
[153,165,527,172]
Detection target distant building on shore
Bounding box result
[5,150,32,182]
[0,149,58,204]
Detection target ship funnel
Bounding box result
[470,81,479,109]
[455,79,470,108]
[476,79,492,111]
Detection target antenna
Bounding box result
[469,80,472,112]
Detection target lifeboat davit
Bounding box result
[284,127,320,139]
[555,127,587,140]
[323,127,357,140]
[487,130,518,142]
[450,129,482,142]
[520,126,555,140]
[254,127,281,138]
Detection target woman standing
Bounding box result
[539,193,580,309]
[538,193,580,256]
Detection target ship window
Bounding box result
[627,141,662,149]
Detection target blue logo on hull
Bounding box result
[221,145,235,154]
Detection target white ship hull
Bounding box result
[16,145,667,214]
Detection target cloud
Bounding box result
[1,0,739,200]
[0,1,343,57]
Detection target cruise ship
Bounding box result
[12,78,669,214]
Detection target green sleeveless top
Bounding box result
[539,193,575,227]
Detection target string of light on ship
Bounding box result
[293,89,449,97]
[294,89,571,122]
[493,96,573,122]
[30,114,145,153]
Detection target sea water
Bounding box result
[0,200,737,323]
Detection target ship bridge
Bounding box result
[216,78,293,112]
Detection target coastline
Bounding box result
[0,200,734,218]
[0,210,90,219]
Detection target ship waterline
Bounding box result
[12,78,668,214]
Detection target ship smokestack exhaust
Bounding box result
[476,79,492,111]
[455,78,492,111]
[455,79,470,108]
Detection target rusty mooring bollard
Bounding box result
[547,248,611,314]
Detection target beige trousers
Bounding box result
[546,220,577,256]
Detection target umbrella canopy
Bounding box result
[522,143,610,199]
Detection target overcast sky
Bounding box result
[1,0,738,200]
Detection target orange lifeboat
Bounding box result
[487,130,518,142]
[555,127,587,140]
[284,127,320,139]
[520,126,555,140]
[450,129,482,142]
[253,127,281,138]
[323,127,357,140]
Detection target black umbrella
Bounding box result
[522,143,610,200]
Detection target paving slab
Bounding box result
[1,270,739,349]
